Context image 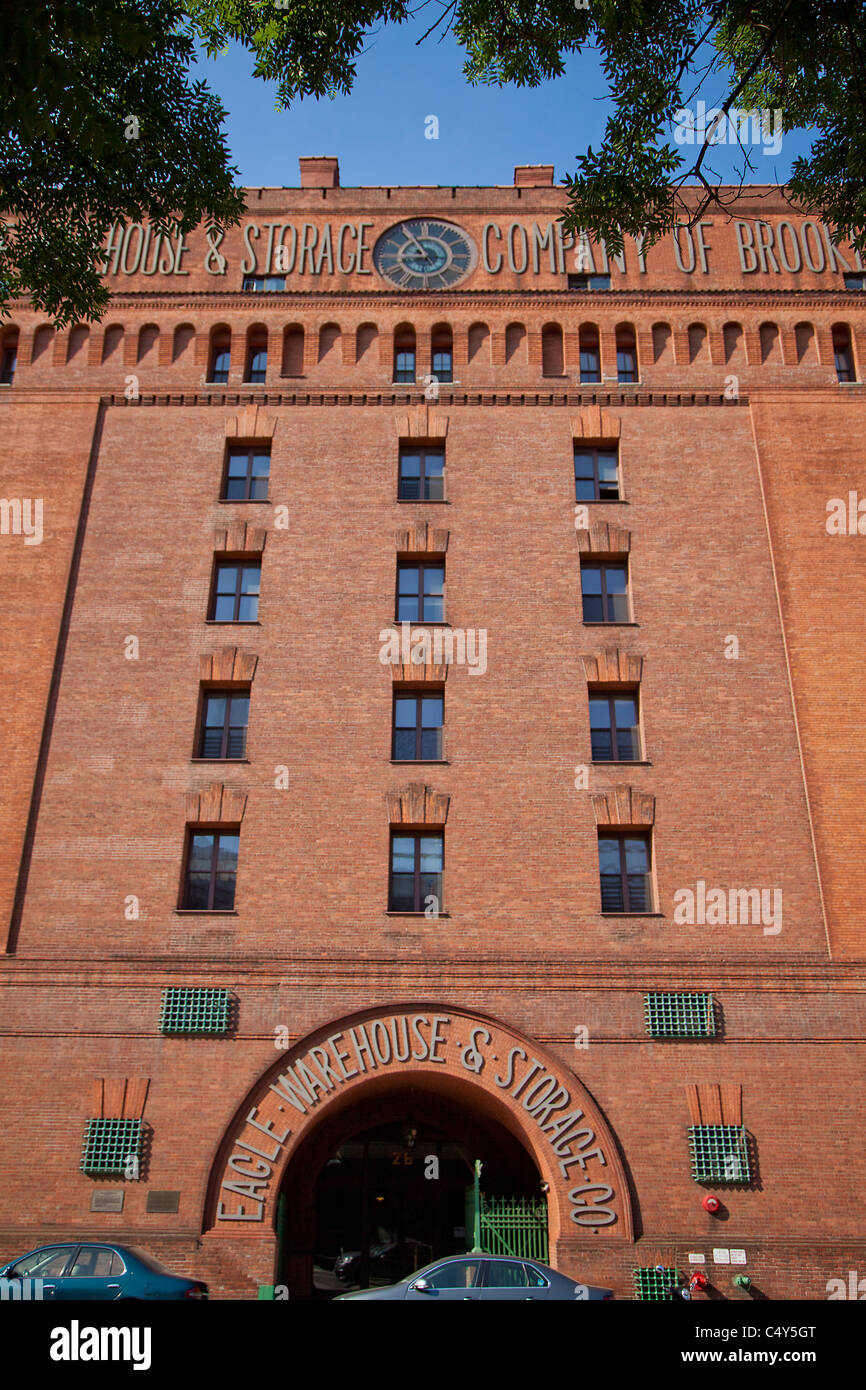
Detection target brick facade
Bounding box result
[0,163,863,1300]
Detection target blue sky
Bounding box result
[197,20,814,189]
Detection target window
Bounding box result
[644,992,716,1038]
[394,327,416,383]
[159,986,232,1035]
[396,563,444,622]
[833,325,856,382]
[688,1125,750,1183]
[579,327,601,382]
[574,447,619,501]
[68,1247,124,1278]
[393,693,443,760]
[223,448,270,501]
[80,1118,143,1175]
[616,328,638,382]
[0,332,18,384]
[389,833,443,912]
[598,833,652,912]
[431,327,453,382]
[183,831,239,910]
[0,346,15,385]
[210,344,230,383]
[422,1259,481,1290]
[568,273,610,291]
[243,276,286,291]
[843,273,866,290]
[589,692,640,761]
[398,448,445,501]
[523,1265,548,1288]
[199,691,250,758]
[580,562,629,623]
[211,563,261,622]
[8,1247,75,1279]
[484,1261,529,1289]
[246,344,267,383]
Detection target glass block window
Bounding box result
[159,987,232,1035]
[645,992,715,1038]
[633,1267,682,1300]
[688,1125,750,1182]
[81,1119,142,1176]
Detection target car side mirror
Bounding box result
[411,1278,431,1292]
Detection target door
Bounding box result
[0,1245,75,1301]
[404,1257,483,1301]
[52,1245,128,1300]
[479,1258,551,1301]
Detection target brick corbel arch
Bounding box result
[591,784,655,827]
[581,649,643,684]
[386,783,450,825]
[576,521,631,555]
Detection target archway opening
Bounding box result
[278,1077,542,1299]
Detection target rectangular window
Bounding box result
[589,692,640,761]
[0,347,16,385]
[598,833,652,912]
[397,562,444,622]
[843,274,866,290]
[389,832,443,912]
[159,987,232,1035]
[431,348,453,382]
[246,348,267,383]
[199,690,250,758]
[242,276,287,291]
[182,830,239,910]
[210,348,230,384]
[581,562,629,623]
[394,349,416,383]
[644,992,716,1038]
[688,1125,750,1183]
[568,273,611,291]
[398,448,445,501]
[393,692,444,760]
[579,343,601,383]
[574,447,619,501]
[223,448,270,501]
[211,562,261,622]
[617,342,638,383]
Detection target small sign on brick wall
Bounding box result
[91,1190,124,1212]
[146,1190,180,1214]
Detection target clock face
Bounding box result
[373,220,477,290]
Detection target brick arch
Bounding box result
[201,1001,635,1260]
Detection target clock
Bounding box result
[373,219,477,290]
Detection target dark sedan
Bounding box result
[333,1253,613,1300]
[0,1242,208,1301]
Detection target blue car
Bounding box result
[0,1242,208,1301]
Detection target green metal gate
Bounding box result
[466,1189,549,1263]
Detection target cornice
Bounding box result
[98,387,754,408]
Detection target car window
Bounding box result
[68,1247,123,1278]
[485,1260,528,1288]
[524,1264,549,1288]
[423,1259,482,1290]
[10,1247,74,1278]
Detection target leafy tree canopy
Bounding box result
[4,0,865,323]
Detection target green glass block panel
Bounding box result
[688,1124,750,1182]
[644,992,715,1038]
[159,987,231,1035]
[81,1118,142,1176]
[633,1266,682,1301]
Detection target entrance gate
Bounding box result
[474,1193,549,1264]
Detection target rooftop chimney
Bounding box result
[514,164,555,187]
[299,156,340,188]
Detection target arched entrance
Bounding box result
[280,1073,543,1298]
[202,1003,632,1298]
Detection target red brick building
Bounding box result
[1,158,864,1300]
